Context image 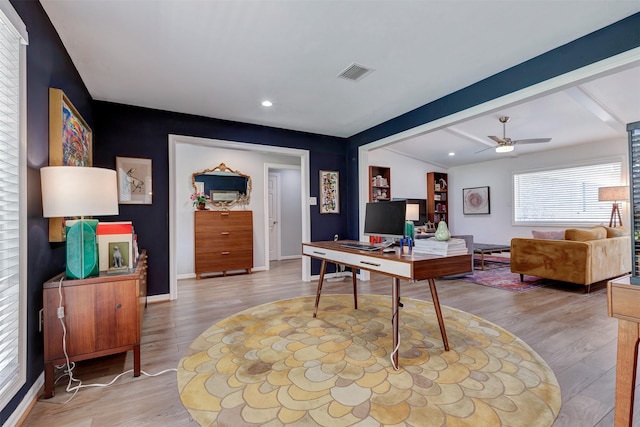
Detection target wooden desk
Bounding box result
[608,276,640,426]
[303,240,471,369]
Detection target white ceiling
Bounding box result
[40,1,640,167]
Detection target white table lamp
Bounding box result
[405,203,420,239]
[41,166,119,279]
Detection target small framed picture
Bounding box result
[463,186,490,215]
[319,170,339,214]
[108,241,130,272]
[116,156,152,204]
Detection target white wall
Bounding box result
[449,139,629,245]
[175,143,300,276]
[367,148,445,200]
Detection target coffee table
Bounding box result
[473,243,510,270]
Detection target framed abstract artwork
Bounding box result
[319,170,339,214]
[48,88,93,242]
[116,156,153,204]
[463,186,490,215]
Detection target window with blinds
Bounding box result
[513,160,622,225]
[0,0,27,412]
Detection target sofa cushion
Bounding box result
[531,230,565,240]
[603,226,630,238]
[564,227,607,242]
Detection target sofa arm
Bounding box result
[510,238,590,284]
[586,236,631,283]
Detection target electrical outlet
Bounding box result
[57,306,64,319]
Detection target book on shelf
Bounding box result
[413,237,468,256]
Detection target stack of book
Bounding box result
[413,237,468,256]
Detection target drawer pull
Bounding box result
[221,251,230,255]
[221,212,230,216]
[360,261,381,267]
[312,251,326,255]
[221,232,230,235]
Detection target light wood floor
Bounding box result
[21,260,638,426]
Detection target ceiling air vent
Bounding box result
[337,63,373,82]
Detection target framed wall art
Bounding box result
[116,157,153,204]
[48,87,93,242]
[319,170,339,214]
[463,186,490,215]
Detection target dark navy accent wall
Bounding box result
[92,102,349,296]
[2,1,94,423]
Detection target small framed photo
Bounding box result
[116,156,152,204]
[319,170,339,214]
[108,241,130,272]
[463,186,490,215]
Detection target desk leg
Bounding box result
[313,260,327,318]
[392,277,400,370]
[614,319,640,427]
[352,270,358,310]
[428,278,450,351]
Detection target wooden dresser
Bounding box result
[42,251,147,398]
[194,210,253,278]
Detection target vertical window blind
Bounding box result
[513,161,622,225]
[0,0,26,411]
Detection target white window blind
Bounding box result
[514,161,622,225]
[0,0,26,411]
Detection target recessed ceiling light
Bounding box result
[448,152,455,156]
[261,100,273,107]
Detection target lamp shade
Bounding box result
[406,203,420,221]
[41,166,119,217]
[598,186,629,202]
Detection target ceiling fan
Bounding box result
[479,116,552,153]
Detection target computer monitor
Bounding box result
[363,200,407,239]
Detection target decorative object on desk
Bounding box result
[97,221,134,271]
[463,186,490,214]
[434,220,450,241]
[48,88,93,242]
[116,156,152,205]
[178,294,560,426]
[192,162,251,208]
[41,166,119,279]
[108,241,129,272]
[405,203,419,238]
[319,170,339,214]
[598,185,628,227]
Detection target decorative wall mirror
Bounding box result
[192,163,252,208]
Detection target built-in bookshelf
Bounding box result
[369,166,391,202]
[427,172,448,225]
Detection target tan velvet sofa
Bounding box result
[510,226,631,293]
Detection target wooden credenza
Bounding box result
[194,210,253,278]
[42,251,147,398]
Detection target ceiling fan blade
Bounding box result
[514,138,551,144]
[488,135,506,144]
[474,146,496,154]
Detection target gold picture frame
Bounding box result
[48,88,93,242]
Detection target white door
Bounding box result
[268,173,280,261]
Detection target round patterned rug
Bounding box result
[177,294,561,426]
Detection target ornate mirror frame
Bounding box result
[192,163,252,208]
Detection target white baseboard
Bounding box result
[4,372,44,427]
[146,293,171,303]
[278,255,301,260]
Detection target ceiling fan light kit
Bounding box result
[495,145,514,153]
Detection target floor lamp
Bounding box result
[41,166,119,279]
[598,186,629,228]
